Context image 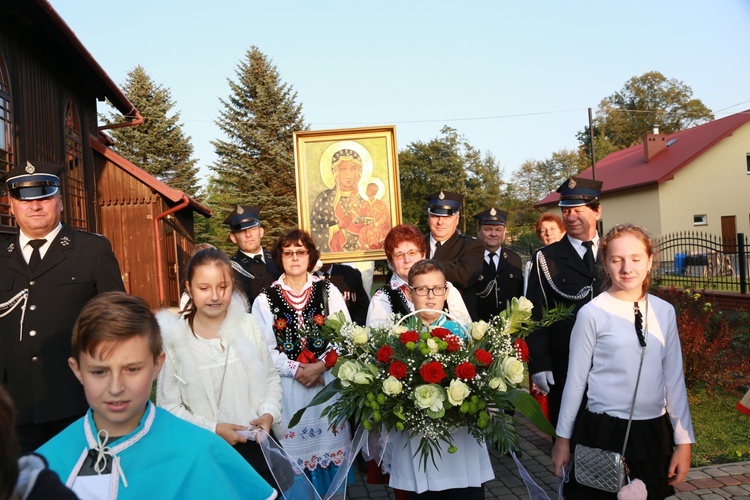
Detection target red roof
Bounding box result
[536,110,750,207]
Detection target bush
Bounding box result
[653,287,750,394]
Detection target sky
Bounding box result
[49,0,750,184]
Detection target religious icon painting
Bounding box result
[294,126,402,263]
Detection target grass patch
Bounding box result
[689,387,750,466]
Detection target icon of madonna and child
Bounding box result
[310,141,392,253]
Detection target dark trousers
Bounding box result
[411,486,484,500]
[17,415,81,453]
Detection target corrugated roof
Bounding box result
[536,110,750,207]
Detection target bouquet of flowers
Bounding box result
[290,297,569,469]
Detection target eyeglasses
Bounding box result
[281,249,309,259]
[392,249,422,260]
[633,303,646,347]
[410,285,447,296]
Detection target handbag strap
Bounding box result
[621,297,648,457]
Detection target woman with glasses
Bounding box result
[253,228,353,496]
[367,224,470,328]
[551,224,694,499]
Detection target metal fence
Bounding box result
[654,231,750,294]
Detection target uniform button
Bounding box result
[71,277,76,281]
[31,356,39,362]
[29,305,36,311]
[29,330,37,337]
[29,280,36,286]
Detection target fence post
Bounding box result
[739,232,747,294]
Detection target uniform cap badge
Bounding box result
[25,161,35,174]
[490,208,497,216]
[568,178,577,189]
[438,191,445,200]
[236,205,244,214]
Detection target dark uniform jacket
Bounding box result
[230,249,279,310]
[474,247,523,322]
[0,225,124,425]
[317,264,370,326]
[525,235,605,425]
[426,231,484,321]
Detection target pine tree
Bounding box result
[104,65,200,197]
[206,46,307,251]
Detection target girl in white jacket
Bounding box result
[156,247,282,491]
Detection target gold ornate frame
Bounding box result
[294,125,401,263]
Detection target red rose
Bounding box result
[376,345,394,363]
[274,318,287,330]
[296,349,316,364]
[514,339,530,362]
[313,314,326,326]
[445,336,461,352]
[455,362,477,380]
[324,350,338,368]
[399,330,419,345]
[430,327,451,339]
[389,361,408,379]
[474,349,493,366]
[419,361,446,384]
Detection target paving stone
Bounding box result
[671,492,701,499]
[722,485,750,496]
[699,494,730,500]
[675,481,697,491]
[716,476,743,486]
[691,478,724,488]
[704,467,730,477]
[723,466,750,475]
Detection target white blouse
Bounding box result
[556,291,694,445]
[367,273,470,328]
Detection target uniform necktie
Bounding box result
[433,241,442,258]
[28,239,47,272]
[253,254,264,264]
[582,240,595,273]
[487,252,497,273]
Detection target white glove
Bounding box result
[531,371,555,394]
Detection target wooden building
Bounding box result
[0,0,210,308]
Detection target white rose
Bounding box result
[427,338,440,354]
[501,357,525,385]
[337,360,360,387]
[471,320,490,340]
[516,296,534,313]
[489,377,507,392]
[382,376,403,396]
[446,379,471,406]
[351,326,370,345]
[353,371,373,385]
[413,384,445,412]
[392,325,408,337]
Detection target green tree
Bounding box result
[206,46,307,251]
[578,71,713,161]
[398,126,503,236]
[104,65,200,197]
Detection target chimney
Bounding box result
[643,131,667,162]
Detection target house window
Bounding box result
[746,153,750,174]
[0,54,15,230]
[64,99,88,231]
[693,214,707,226]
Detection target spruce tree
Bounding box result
[104,65,200,197]
[207,46,307,251]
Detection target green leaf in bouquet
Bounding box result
[538,302,575,328]
[288,380,340,428]
[481,410,520,455]
[509,390,556,436]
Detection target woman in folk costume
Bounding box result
[156,247,283,492]
[252,228,354,496]
[552,225,694,499]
